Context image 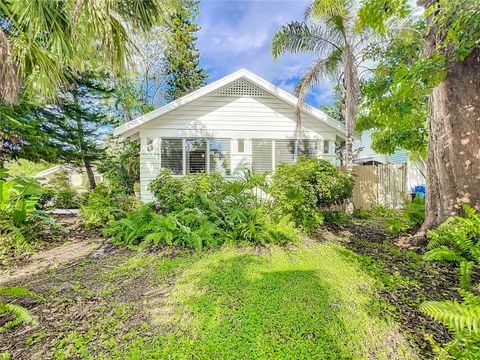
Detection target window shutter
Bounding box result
[209,139,231,176]
[161,139,183,175]
[252,139,273,173]
[185,139,207,174]
[275,140,296,165]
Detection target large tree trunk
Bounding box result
[84,159,96,190]
[342,44,360,214]
[421,49,480,231]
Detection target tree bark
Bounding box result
[73,92,96,190]
[342,44,360,214]
[421,49,480,231]
[84,159,96,190]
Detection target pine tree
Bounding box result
[163,0,208,102]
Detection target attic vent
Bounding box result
[212,79,271,97]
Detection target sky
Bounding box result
[196,0,335,108]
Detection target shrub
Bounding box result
[0,170,61,254]
[80,184,138,229]
[424,205,480,289]
[404,194,425,226]
[98,140,140,194]
[107,171,299,250]
[0,286,44,332]
[369,196,425,235]
[270,157,354,232]
[148,169,225,211]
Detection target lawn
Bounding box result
[2,240,415,359]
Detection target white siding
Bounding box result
[137,94,338,201]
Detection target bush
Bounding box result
[404,194,425,226]
[98,141,140,194]
[270,157,354,232]
[148,169,225,211]
[424,204,480,289]
[0,170,62,254]
[80,184,138,229]
[106,171,299,250]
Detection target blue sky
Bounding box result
[196,0,335,107]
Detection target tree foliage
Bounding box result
[357,0,480,155]
[163,0,207,102]
[0,0,169,103]
[1,72,118,177]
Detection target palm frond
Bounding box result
[293,49,342,128]
[271,21,341,59]
[309,0,349,19]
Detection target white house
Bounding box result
[113,69,357,202]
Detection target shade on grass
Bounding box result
[119,243,414,359]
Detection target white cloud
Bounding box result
[196,0,334,107]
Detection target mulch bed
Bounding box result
[326,222,460,359]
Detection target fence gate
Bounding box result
[349,164,407,210]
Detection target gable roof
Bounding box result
[113,68,358,139]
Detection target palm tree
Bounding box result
[0,0,172,104]
[272,0,370,212]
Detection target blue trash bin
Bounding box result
[412,185,426,199]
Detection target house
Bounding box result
[35,165,103,189]
[113,69,357,202]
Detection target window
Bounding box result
[146,138,154,153]
[161,139,183,175]
[210,139,231,175]
[323,140,330,154]
[275,140,295,165]
[185,139,207,174]
[252,139,272,173]
[237,139,245,153]
[298,139,318,157]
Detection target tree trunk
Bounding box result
[73,92,96,190]
[342,44,360,214]
[421,49,480,231]
[84,159,96,190]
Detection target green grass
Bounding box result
[8,242,415,359]
[113,244,414,359]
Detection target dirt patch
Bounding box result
[0,240,104,285]
[1,215,107,285]
[326,222,459,358]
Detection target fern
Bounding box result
[421,300,480,336]
[0,303,36,331]
[425,205,480,289]
[0,286,43,332]
[424,246,465,263]
[459,261,475,290]
[0,286,43,299]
